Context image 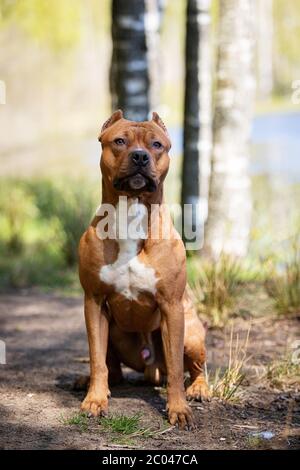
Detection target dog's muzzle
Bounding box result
[113,149,158,193]
[113,172,157,193]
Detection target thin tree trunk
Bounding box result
[110,0,163,121]
[256,0,273,100]
[181,0,212,248]
[203,0,255,258]
[146,0,165,112]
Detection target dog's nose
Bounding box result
[130,150,150,167]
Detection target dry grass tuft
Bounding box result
[266,354,300,390]
[265,237,300,316]
[210,327,250,401]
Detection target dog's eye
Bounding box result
[152,141,162,149]
[114,138,125,146]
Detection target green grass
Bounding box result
[100,413,153,437]
[247,434,266,449]
[60,411,161,441]
[0,177,97,290]
[27,177,98,266]
[61,412,89,432]
[189,254,245,328]
[98,413,171,446]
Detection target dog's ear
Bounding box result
[152,112,169,138]
[98,109,123,141]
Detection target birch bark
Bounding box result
[110,0,163,121]
[203,0,256,258]
[181,0,212,247]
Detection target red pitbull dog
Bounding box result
[78,110,210,429]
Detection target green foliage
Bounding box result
[61,412,89,432]
[28,178,98,267]
[61,411,164,444]
[0,180,38,253]
[100,413,155,440]
[265,236,300,315]
[0,179,64,288]
[247,434,266,449]
[0,0,82,50]
[100,413,143,435]
[0,177,97,289]
[189,254,244,327]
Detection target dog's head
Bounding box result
[99,110,171,195]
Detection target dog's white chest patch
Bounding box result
[100,239,157,300]
[99,200,157,301]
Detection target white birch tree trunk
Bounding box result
[203,0,256,258]
[256,0,273,100]
[145,0,165,113]
[181,0,212,247]
[110,0,163,121]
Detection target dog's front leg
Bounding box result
[81,294,109,417]
[160,299,194,429]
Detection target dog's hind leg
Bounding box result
[143,330,166,386]
[106,340,123,386]
[183,288,211,401]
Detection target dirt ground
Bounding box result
[0,291,299,450]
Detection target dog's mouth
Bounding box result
[113,172,157,193]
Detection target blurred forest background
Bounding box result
[1,1,300,451]
[0,0,299,325]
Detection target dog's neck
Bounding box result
[99,179,168,247]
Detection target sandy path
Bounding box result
[0,292,299,450]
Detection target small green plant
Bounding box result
[191,254,243,327]
[99,413,169,446]
[100,413,152,437]
[247,434,265,449]
[61,412,89,432]
[210,328,250,401]
[265,238,300,315]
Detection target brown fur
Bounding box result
[78,110,210,429]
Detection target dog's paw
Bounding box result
[81,392,108,417]
[186,378,211,402]
[167,401,195,430]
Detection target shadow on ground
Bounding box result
[0,292,299,449]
